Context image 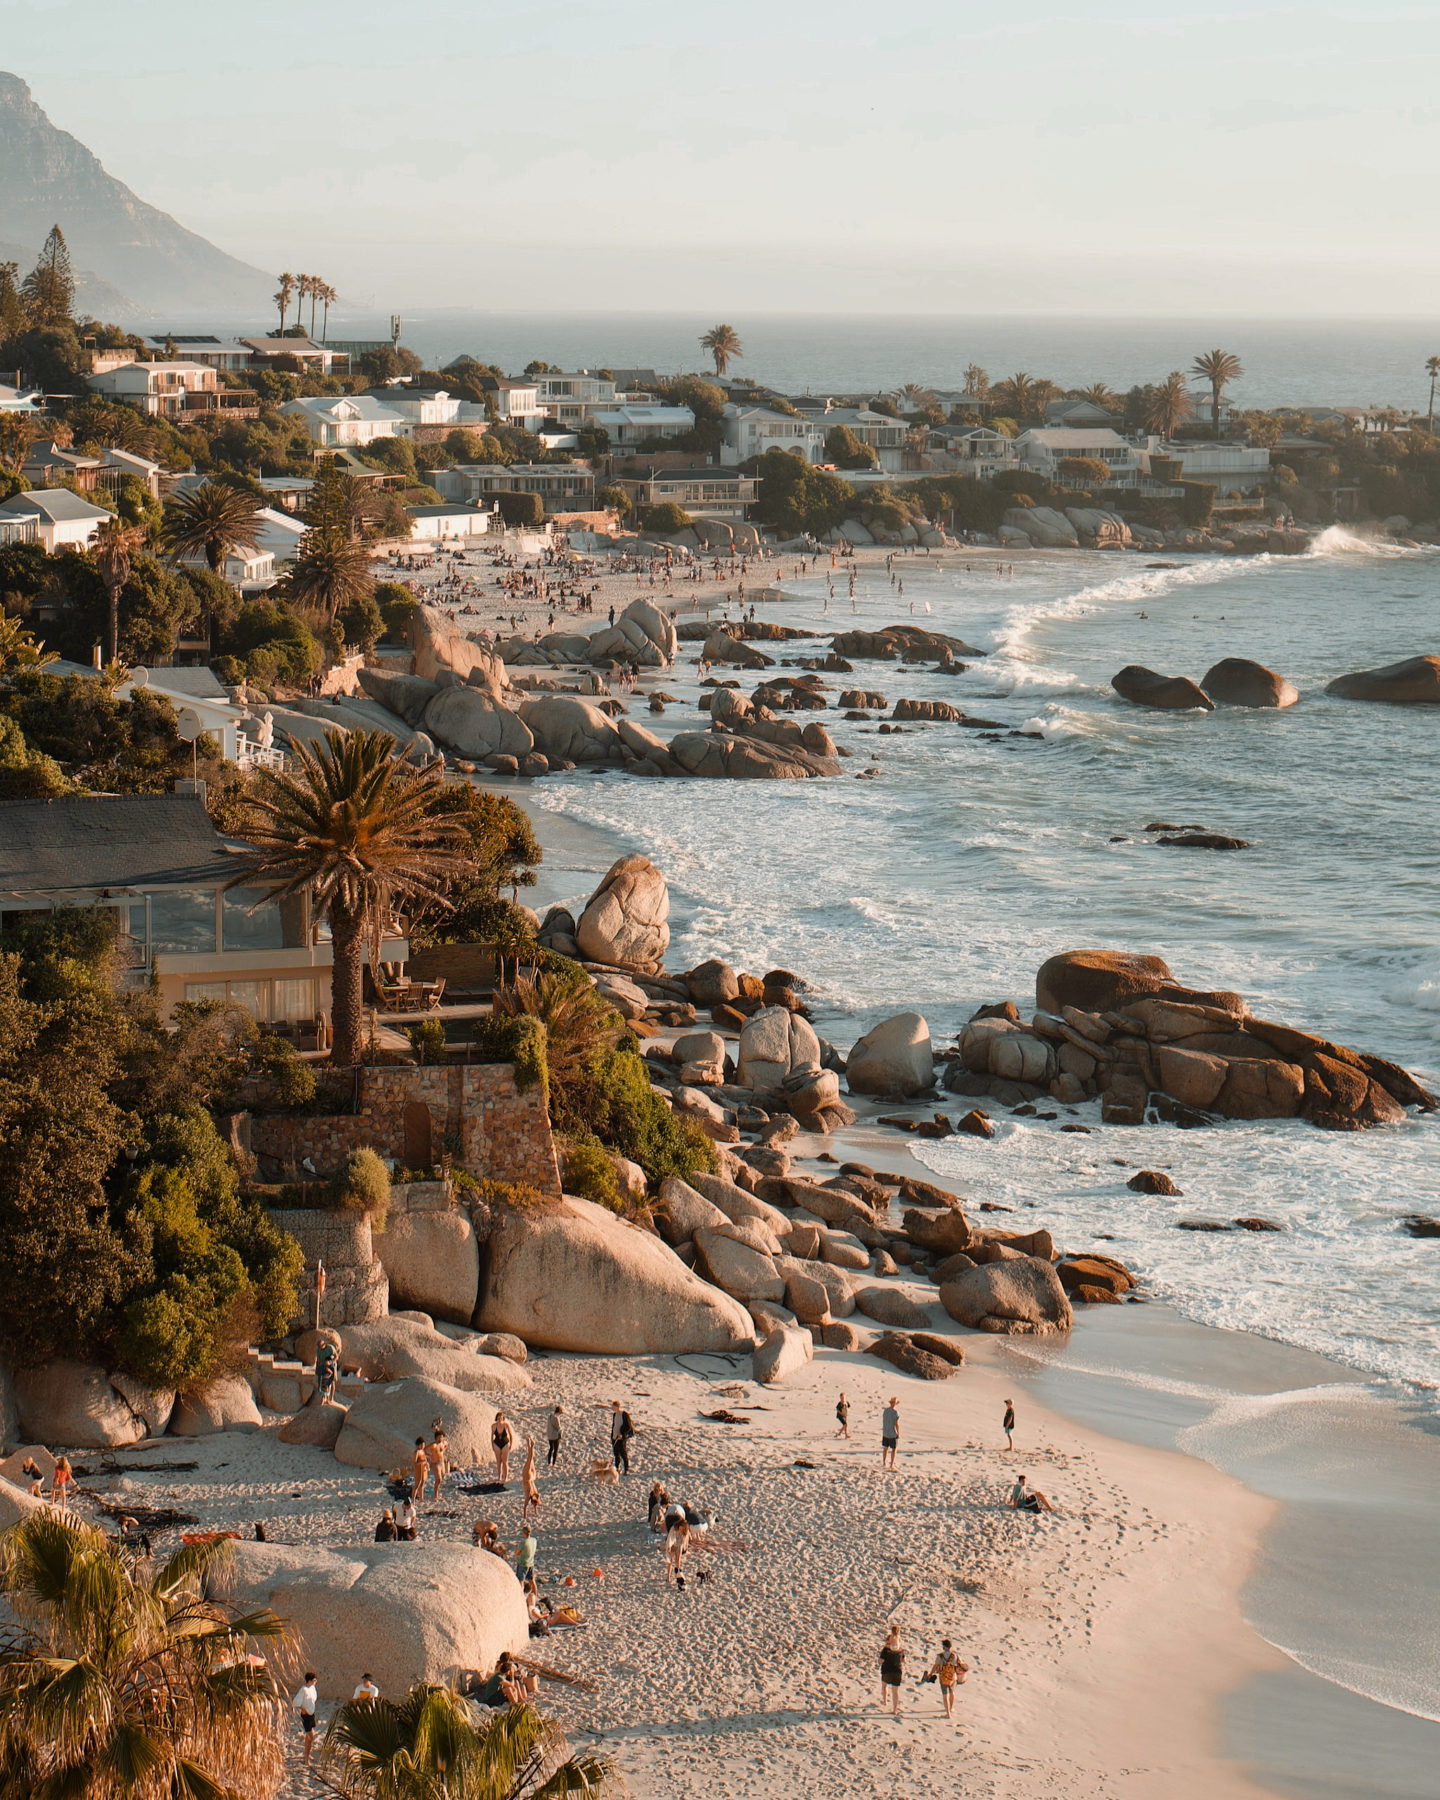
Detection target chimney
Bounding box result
[174,777,207,803]
[91,642,103,669]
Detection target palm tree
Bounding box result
[164,480,265,575]
[990,372,1038,424]
[320,280,338,342]
[1145,370,1194,440]
[238,730,470,1066]
[896,382,938,413]
[699,324,743,377]
[91,517,144,664]
[322,1682,612,1799]
[0,1512,293,1799]
[1425,355,1440,434]
[0,616,56,676]
[288,525,376,621]
[1190,349,1243,438]
[1077,381,1118,411]
[275,270,296,333]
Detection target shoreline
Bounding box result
[500,779,1440,1799]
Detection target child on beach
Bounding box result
[926,1639,969,1719]
[835,1392,850,1438]
[879,1625,905,1716]
[881,1398,900,1470]
[1003,1399,1016,1450]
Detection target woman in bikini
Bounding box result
[491,1411,513,1483]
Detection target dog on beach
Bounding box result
[587,1457,620,1485]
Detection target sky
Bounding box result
[4,0,1440,316]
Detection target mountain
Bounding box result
[0,72,273,317]
[0,234,137,318]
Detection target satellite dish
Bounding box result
[176,708,204,743]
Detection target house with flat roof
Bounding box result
[0,380,45,413]
[138,334,253,372]
[0,487,111,551]
[281,394,407,445]
[590,403,694,447]
[405,502,495,542]
[478,378,542,429]
[432,463,595,511]
[0,790,400,1025]
[931,425,1019,476]
[612,467,757,521]
[804,404,908,472]
[239,336,350,376]
[722,404,825,465]
[87,361,259,422]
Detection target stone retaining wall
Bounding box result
[266,1206,388,1329]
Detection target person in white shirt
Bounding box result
[352,1673,380,1702]
[397,1497,417,1540]
[293,1672,319,1764]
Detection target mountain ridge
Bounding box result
[0,72,274,316]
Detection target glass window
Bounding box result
[185,981,227,1004]
[149,888,217,953]
[226,980,266,1018]
[222,887,286,952]
[273,978,315,1022]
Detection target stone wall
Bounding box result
[267,1206,388,1330]
[250,1062,561,1196]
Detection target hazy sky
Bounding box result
[4,0,1440,315]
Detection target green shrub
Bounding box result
[471,1011,548,1097]
[563,1139,624,1210]
[1180,480,1215,526]
[454,1173,549,1212]
[496,491,544,528]
[330,1147,391,1230]
[560,1044,714,1185]
[407,1017,449,1066]
[255,1036,316,1110]
[597,485,632,517]
[643,502,693,535]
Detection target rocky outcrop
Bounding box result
[1111,666,1215,711]
[853,1285,933,1329]
[704,628,774,670]
[1003,506,1080,549]
[753,1323,814,1384]
[357,669,441,726]
[333,1375,498,1470]
[1325,655,1440,705]
[169,1376,262,1437]
[867,1332,958,1379]
[422,686,533,761]
[738,1006,821,1093]
[277,1396,349,1448]
[475,1196,756,1353]
[13,1362,173,1448]
[1066,508,1132,548]
[830,625,982,661]
[963,952,1437,1130]
[374,1210,481,1326]
[328,1317,529,1396]
[846,1013,934,1097]
[228,1541,527,1697]
[1200,658,1299,708]
[408,606,508,694]
[519,695,624,764]
[666,732,840,779]
[940,1257,1073,1335]
[576,855,670,973]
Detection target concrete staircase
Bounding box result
[244,1347,366,1414]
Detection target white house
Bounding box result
[176,506,307,592]
[138,334,253,372]
[531,371,622,426]
[1016,427,1143,483]
[0,380,45,414]
[364,387,462,428]
[933,426,1019,476]
[239,337,350,376]
[590,404,694,447]
[0,488,111,550]
[280,394,407,446]
[480,379,542,429]
[1143,438,1269,494]
[808,405,908,473]
[405,502,494,542]
[722,405,825,464]
[100,447,166,499]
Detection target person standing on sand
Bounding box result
[1003,1399,1015,1450]
[293,1671,319,1764]
[427,1424,449,1499]
[412,1437,428,1500]
[611,1400,636,1474]
[521,1436,541,1523]
[546,1404,564,1466]
[927,1639,968,1719]
[881,1398,900,1470]
[836,1392,850,1438]
[353,1673,380,1702]
[492,1410,514,1482]
[879,1625,905,1716]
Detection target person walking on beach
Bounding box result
[879,1625,905,1716]
[927,1639,969,1719]
[293,1671,319,1765]
[51,1456,72,1510]
[1003,1399,1016,1450]
[546,1404,564,1466]
[665,1514,691,1586]
[881,1397,900,1470]
[611,1400,635,1474]
[836,1391,850,1438]
[427,1423,449,1499]
[492,1410,514,1483]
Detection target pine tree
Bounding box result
[20,225,75,328]
[0,261,26,340]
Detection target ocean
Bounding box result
[334,309,1440,412]
[523,532,1440,1397]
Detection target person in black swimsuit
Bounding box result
[879,1624,905,1716]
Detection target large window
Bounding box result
[149,888,217,954]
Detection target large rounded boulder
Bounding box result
[422,686,533,760]
[408,606,508,695]
[519,695,624,764]
[846,1012,934,1097]
[1201,658,1299,708]
[169,1376,262,1437]
[227,1541,527,1697]
[333,1375,497,1470]
[13,1362,173,1448]
[575,855,670,972]
[329,1318,529,1396]
[1111,665,1214,711]
[1035,949,1245,1018]
[940,1257,1073,1335]
[475,1196,756,1353]
[1325,655,1440,705]
[737,1006,822,1092]
[374,1211,481,1326]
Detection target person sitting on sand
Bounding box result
[396,1496,418,1539]
[927,1639,969,1719]
[472,1519,507,1558]
[879,1624,905,1716]
[1009,1475,1056,1514]
[486,1652,538,1707]
[647,1482,670,1532]
[374,1508,399,1542]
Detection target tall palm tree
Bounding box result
[1145,370,1194,440]
[164,480,265,575]
[0,1512,293,1799]
[1425,355,1440,434]
[238,730,470,1066]
[322,1682,612,1799]
[288,525,376,621]
[1077,381,1118,411]
[275,271,296,333]
[1190,349,1243,438]
[896,382,938,413]
[91,516,145,664]
[699,323,743,377]
[990,372,1038,424]
[321,280,338,341]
